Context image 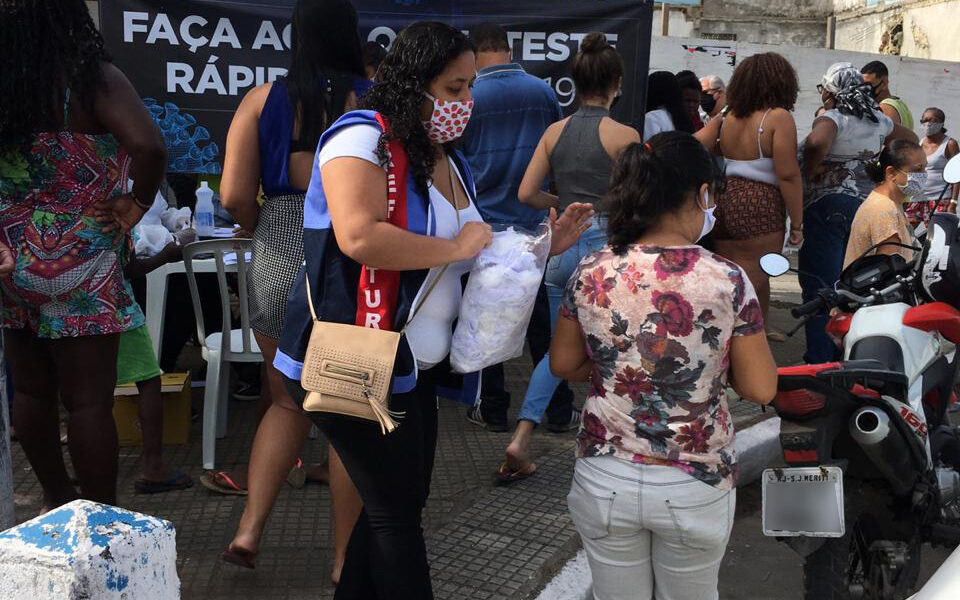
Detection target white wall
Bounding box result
[834,0,960,62]
[902,2,960,60]
[648,35,960,137]
[652,6,697,39]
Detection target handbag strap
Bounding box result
[306,155,465,332]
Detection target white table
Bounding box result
[145,258,233,360]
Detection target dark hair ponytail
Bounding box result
[864,139,922,184]
[607,131,719,254]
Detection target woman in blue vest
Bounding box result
[275,23,491,598]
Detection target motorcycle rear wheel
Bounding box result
[803,518,921,600]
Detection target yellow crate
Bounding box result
[113,373,191,447]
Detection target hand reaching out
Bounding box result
[549,203,595,257]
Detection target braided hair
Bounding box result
[0,0,109,150]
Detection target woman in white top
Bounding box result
[271,22,590,595]
[909,107,960,225]
[799,62,916,363]
[696,53,803,342]
[643,71,694,141]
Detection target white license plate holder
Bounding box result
[762,466,845,538]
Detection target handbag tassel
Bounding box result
[368,397,401,435]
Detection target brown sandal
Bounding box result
[199,471,248,496]
[221,545,256,569]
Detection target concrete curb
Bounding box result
[534,416,782,600]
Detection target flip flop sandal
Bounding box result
[134,471,194,494]
[766,330,788,343]
[493,461,537,486]
[199,471,248,496]
[287,458,307,488]
[221,545,256,569]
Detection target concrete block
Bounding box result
[734,416,782,487]
[0,500,179,599]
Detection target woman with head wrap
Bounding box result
[798,62,917,363]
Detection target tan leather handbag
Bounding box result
[300,161,462,434]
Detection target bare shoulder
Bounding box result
[99,61,129,87]
[237,82,272,115]
[543,117,571,150]
[545,117,571,139]
[767,107,796,127]
[607,118,641,139]
[600,117,641,155]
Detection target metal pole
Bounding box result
[826,15,837,50]
[660,2,670,37]
[0,336,15,530]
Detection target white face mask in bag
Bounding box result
[697,189,717,242]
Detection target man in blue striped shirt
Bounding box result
[461,23,579,434]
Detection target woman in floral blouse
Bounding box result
[551,131,777,599]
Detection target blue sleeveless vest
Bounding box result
[274,110,481,403]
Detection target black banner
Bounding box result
[99,0,653,173]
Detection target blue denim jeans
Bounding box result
[518,221,607,423]
[798,193,861,364]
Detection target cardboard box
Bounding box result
[113,373,191,447]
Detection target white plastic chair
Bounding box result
[182,239,262,470]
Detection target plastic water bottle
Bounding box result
[194,181,215,238]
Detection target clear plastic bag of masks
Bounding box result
[450,221,552,373]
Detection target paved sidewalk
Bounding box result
[8,279,803,600]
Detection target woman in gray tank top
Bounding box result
[494,32,640,483]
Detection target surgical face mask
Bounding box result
[698,190,717,242]
[921,121,944,137]
[897,170,928,200]
[422,92,473,144]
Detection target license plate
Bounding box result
[762,467,845,537]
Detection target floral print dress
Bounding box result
[0,132,143,339]
[561,245,764,489]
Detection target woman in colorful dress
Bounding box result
[551,132,778,599]
[0,0,166,508]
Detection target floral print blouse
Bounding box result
[561,245,764,489]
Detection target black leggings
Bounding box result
[292,371,439,599]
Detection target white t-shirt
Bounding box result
[805,108,894,204]
[317,123,484,369]
[643,108,676,142]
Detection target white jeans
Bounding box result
[567,456,736,600]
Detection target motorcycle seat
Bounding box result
[903,302,960,344]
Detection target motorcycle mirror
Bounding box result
[945,154,960,185]
[760,253,791,277]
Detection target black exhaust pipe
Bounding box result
[849,406,917,496]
